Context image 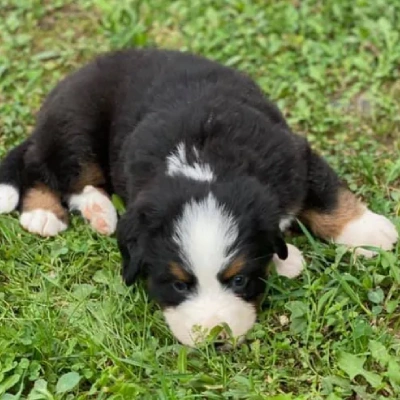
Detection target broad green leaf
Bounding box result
[387,360,400,385]
[285,301,308,318]
[369,340,390,366]
[362,370,382,388]
[55,372,81,394]
[93,269,111,284]
[290,318,307,334]
[386,299,399,314]
[353,319,373,339]
[72,283,96,300]
[337,352,365,380]
[367,288,384,304]
[1,394,19,400]
[338,352,382,388]
[0,375,20,396]
[326,394,342,400]
[27,379,53,400]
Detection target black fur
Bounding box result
[0,48,343,309]
[0,141,30,202]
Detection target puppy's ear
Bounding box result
[116,210,144,286]
[273,234,288,260]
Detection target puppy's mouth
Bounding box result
[163,303,256,347]
[213,335,247,351]
[187,324,248,350]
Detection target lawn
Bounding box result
[1,0,400,399]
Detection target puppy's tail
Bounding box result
[0,140,29,214]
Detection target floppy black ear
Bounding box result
[116,210,145,286]
[273,235,288,260]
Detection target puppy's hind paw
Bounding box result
[335,209,398,257]
[20,209,67,237]
[69,185,117,235]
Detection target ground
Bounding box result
[0,1,399,399]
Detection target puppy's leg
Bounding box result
[300,150,398,257]
[0,141,29,214]
[67,163,117,236]
[20,184,68,237]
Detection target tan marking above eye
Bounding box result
[300,188,365,240]
[169,262,191,282]
[221,255,246,281]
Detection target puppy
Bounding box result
[0,49,398,346]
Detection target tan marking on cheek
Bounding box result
[221,255,246,281]
[300,188,365,239]
[22,184,68,223]
[169,262,191,282]
[70,163,105,193]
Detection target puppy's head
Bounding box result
[117,176,287,346]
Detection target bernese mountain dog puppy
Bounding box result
[0,49,398,346]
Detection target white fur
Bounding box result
[68,185,117,235]
[166,142,215,182]
[0,184,19,214]
[335,208,398,257]
[20,209,67,237]
[163,292,256,346]
[166,193,255,346]
[273,244,305,278]
[173,193,238,276]
[279,216,294,232]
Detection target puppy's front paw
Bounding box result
[0,184,19,214]
[335,209,398,257]
[69,186,117,235]
[273,244,305,278]
[20,209,67,237]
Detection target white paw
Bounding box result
[68,185,117,235]
[20,209,67,237]
[0,184,19,214]
[273,244,305,278]
[335,209,398,257]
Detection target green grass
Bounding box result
[1,0,400,398]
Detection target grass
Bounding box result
[0,0,400,398]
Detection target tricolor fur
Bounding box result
[0,49,398,346]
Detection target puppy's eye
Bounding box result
[231,275,248,289]
[173,281,189,293]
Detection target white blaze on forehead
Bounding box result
[166,193,256,346]
[166,142,215,182]
[173,193,239,281]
